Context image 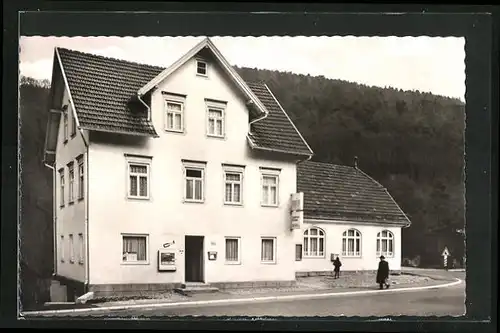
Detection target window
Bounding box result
[126,156,151,199]
[303,227,325,257]
[68,162,74,203]
[196,60,207,76]
[59,168,65,207]
[122,235,148,263]
[342,229,362,257]
[376,230,394,257]
[261,237,276,263]
[183,162,205,202]
[70,106,76,137]
[223,166,243,205]
[69,234,75,263]
[295,244,303,261]
[261,169,280,206]
[60,235,65,262]
[63,106,68,142]
[78,233,84,264]
[225,237,241,264]
[164,99,184,132]
[207,108,224,137]
[77,156,84,200]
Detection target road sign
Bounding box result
[441,247,450,257]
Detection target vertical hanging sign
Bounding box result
[290,192,304,230]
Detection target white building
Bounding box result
[42,37,410,300]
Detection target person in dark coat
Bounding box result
[376,255,390,289]
[333,257,342,279]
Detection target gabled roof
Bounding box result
[246,82,314,156]
[56,47,159,137]
[46,40,313,158]
[138,37,269,118]
[297,160,411,226]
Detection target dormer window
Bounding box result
[196,60,207,76]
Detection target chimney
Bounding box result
[354,156,358,169]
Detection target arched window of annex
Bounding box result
[303,227,325,258]
[342,228,362,257]
[376,230,394,258]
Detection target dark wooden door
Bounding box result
[185,236,204,282]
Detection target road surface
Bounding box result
[30,271,465,318]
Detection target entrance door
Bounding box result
[184,236,204,283]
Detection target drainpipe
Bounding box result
[137,92,152,122]
[248,100,268,135]
[78,128,90,293]
[43,161,57,277]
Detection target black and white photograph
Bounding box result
[18,33,468,319]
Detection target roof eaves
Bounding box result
[263,83,314,156]
[355,167,412,228]
[304,217,410,227]
[247,136,312,157]
[80,126,159,138]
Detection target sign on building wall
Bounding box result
[290,192,304,230]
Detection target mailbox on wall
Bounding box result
[208,251,217,261]
[330,253,339,262]
[158,249,176,271]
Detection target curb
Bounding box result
[20,278,463,317]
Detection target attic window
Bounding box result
[196,60,207,76]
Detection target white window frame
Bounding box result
[224,237,241,265]
[206,100,226,138]
[303,227,326,258]
[164,94,185,133]
[196,59,208,76]
[183,161,206,203]
[121,234,149,265]
[70,105,76,137]
[260,237,277,264]
[59,168,65,207]
[69,234,75,263]
[63,106,68,142]
[260,168,280,207]
[126,155,152,200]
[77,156,84,200]
[342,228,362,257]
[223,165,244,205]
[78,233,84,264]
[60,235,65,262]
[68,162,75,204]
[376,230,394,258]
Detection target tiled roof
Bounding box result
[57,48,161,136]
[297,160,410,225]
[246,82,313,156]
[56,48,312,155]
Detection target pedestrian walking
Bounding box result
[333,257,342,279]
[376,255,390,289]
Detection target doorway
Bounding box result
[184,235,204,283]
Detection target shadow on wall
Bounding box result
[19,261,51,311]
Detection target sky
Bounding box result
[19,36,465,101]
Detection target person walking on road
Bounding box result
[333,257,342,279]
[376,255,390,289]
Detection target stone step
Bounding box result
[174,283,219,295]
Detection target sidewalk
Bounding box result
[24,270,457,314]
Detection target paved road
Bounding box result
[126,281,465,317]
[34,271,465,318]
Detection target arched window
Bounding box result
[342,229,361,257]
[303,227,325,257]
[376,230,394,257]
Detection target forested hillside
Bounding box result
[19,68,465,309]
[236,66,465,265]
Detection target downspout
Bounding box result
[79,128,90,293]
[137,92,152,122]
[43,162,57,277]
[248,103,268,135]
